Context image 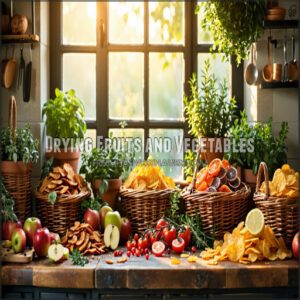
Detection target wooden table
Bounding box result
[1,251,299,299]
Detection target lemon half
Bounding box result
[245,208,265,236]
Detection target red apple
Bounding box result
[2,220,22,241]
[292,232,299,259]
[84,208,100,230]
[23,217,42,245]
[120,217,132,244]
[11,228,26,253]
[50,232,61,244]
[33,227,51,257]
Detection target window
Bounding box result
[50,2,240,179]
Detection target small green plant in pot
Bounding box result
[184,59,236,163]
[42,89,86,172]
[80,135,134,209]
[225,111,289,184]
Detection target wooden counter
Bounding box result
[1,250,299,290]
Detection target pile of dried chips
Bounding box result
[260,164,299,198]
[200,222,292,265]
[38,163,88,195]
[124,161,175,190]
[61,221,107,255]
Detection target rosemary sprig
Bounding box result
[70,249,89,267]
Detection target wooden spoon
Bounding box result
[2,47,17,89]
[262,36,273,82]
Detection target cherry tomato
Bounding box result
[134,233,139,243]
[114,250,119,257]
[118,250,123,256]
[144,248,149,255]
[152,241,165,257]
[208,158,222,177]
[126,251,131,257]
[156,219,169,231]
[162,226,177,247]
[145,253,149,260]
[219,184,231,193]
[131,247,136,255]
[172,237,185,254]
[191,246,197,253]
[135,249,141,257]
[125,240,133,251]
[178,226,191,249]
[138,237,148,249]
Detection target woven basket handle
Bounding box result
[255,162,270,198]
[191,147,202,189]
[9,96,17,144]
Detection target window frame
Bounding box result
[50,1,243,159]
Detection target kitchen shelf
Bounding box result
[260,80,298,89]
[1,34,39,44]
[263,19,298,29]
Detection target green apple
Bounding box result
[11,228,26,253]
[63,247,69,260]
[104,224,120,250]
[104,211,122,230]
[48,243,65,263]
[100,205,113,228]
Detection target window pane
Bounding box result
[109,2,144,44]
[149,53,184,120]
[198,54,231,88]
[149,2,184,45]
[109,53,144,120]
[109,128,144,160]
[62,2,96,45]
[149,129,183,180]
[197,2,213,44]
[63,54,96,120]
[84,129,97,150]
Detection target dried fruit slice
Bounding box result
[226,167,237,182]
[245,208,265,236]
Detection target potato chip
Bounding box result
[248,252,258,262]
[180,253,190,258]
[187,256,198,263]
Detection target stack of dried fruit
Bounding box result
[260,164,299,198]
[61,221,107,255]
[195,159,241,192]
[200,208,292,265]
[124,160,175,190]
[38,163,88,196]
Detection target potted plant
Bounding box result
[42,88,86,172]
[225,111,289,184]
[80,142,134,209]
[184,59,236,163]
[198,0,265,65]
[0,98,39,222]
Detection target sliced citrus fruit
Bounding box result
[208,159,222,177]
[245,208,265,236]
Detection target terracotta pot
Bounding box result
[242,168,257,185]
[0,161,32,222]
[91,178,122,209]
[45,148,80,172]
[200,137,224,163]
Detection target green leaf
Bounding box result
[48,191,57,205]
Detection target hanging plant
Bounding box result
[198,0,265,65]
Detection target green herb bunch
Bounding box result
[198,0,265,65]
[42,89,86,142]
[0,125,39,163]
[70,249,89,267]
[184,59,236,138]
[225,111,289,176]
[0,179,17,222]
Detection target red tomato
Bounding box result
[162,226,177,247]
[191,246,197,253]
[156,219,169,231]
[138,237,148,249]
[152,241,165,257]
[134,233,139,242]
[178,226,191,248]
[126,240,133,251]
[208,158,222,177]
[172,237,185,254]
[135,249,141,257]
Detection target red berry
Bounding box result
[135,249,141,257]
[126,251,131,258]
[191,246,197,253]
[145,253,149,260]
[118,250,123,256]
[131,247,136,255]
[167,248,171,255]
[114,250,118,257]
[144,248,149,254]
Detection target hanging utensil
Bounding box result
[2,46,17,89]
[288,35,298,81]
[18,46,26,89]
[23,46,32,102]
[283,34,288,82]
[262,36,273,82]
[245,43,258,85]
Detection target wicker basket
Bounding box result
[253,162,298,247]
[35,190,90,236]
[181,150,251,239]
[0,97,32,223]
[120,187,173,234]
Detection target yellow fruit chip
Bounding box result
[187,256,198,263]
[171,257,181,265]
[180,253,190,258]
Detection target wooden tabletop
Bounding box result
[1,250,299,290]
